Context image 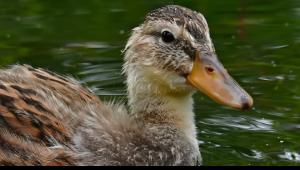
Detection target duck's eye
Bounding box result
[161,31,175,43]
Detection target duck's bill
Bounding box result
[187,51,253,110]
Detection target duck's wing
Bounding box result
[0,65,103,165]
[0,129,74,166]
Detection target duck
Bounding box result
[0,5,253,166]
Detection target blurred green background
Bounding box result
[0,0,300,165]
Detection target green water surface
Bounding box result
[0,0,300,166]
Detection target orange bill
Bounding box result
[187,51,253,110]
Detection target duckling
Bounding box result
[0,5,253,166]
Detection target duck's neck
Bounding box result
[125,66,197,139]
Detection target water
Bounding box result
[1,0,300,166]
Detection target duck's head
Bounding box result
[123,5,253,110]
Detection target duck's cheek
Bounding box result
[168,74,187,86]
[174,62,193,78]
[164,74,194,93]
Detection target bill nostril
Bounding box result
[205,66,215,73]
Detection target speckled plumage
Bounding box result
[0,5,217,166]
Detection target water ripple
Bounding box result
[65,42,115,49]
[278,151,300,162]
[263,44,289,50]
[258,75,285,81]
[203,115,274,132]
[242,150,265,160]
